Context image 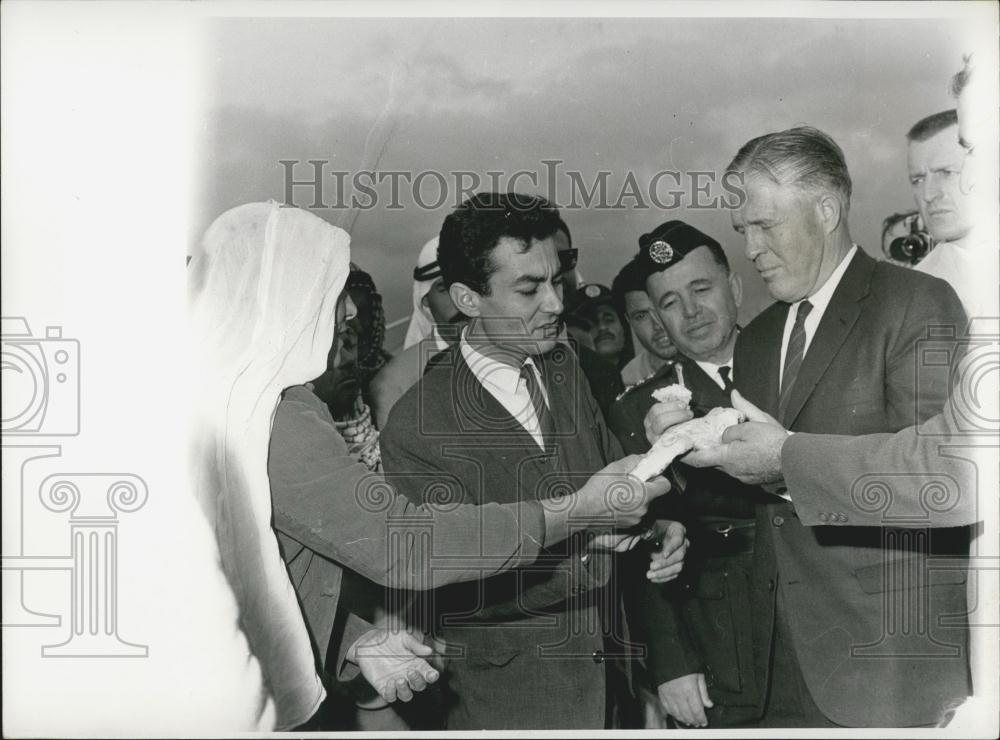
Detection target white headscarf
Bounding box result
[189,202,351,730]
[403,236,442,350]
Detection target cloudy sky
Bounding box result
[200,13,982,343]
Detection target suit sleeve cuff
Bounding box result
[335,613,375,683]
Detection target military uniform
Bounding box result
[609,349,769,728]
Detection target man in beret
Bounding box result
[608,220,768,728]
[567,283,634,372]
[562,283,628,420]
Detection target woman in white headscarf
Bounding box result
[189,202,666,730]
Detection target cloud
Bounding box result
[199,16,983,335]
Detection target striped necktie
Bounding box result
[778,300,813,422]
[520,360,554,447]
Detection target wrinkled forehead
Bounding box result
[731,172,793,223]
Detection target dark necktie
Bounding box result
[718,365,735,394]
[520,361,555,447]
[778,300,813,422]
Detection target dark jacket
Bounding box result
[380,343,627,730]
[734,249,970,727]
[608,357,768,723]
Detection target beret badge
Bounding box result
[584,284,601,298]
[649,240,674,264]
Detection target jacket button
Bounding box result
[767,578,775,591]
[818,512,828,522]
[592,650,605,664]
[772,515,785,527]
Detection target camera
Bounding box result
[1,317,80,435]
[887,213,935,265]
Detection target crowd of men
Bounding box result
[293,54,996,731]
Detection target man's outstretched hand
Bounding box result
[351,627,440,703]
[682,390,790,485]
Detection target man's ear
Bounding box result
[449,282,481,318]
[816,192,843,235]
[420,293,430,309]
[728,270,744,308]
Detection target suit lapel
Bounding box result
[780,250,872,428]
[681,359,728,414]
[737,305,787,417]
[453,346,550,455]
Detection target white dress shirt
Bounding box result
[779,245,857,388]
[460,337,550,449]
[694,358,735,391]
[915,233,998,323]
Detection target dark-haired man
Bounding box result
[380,192,684,730]
[612,259,678,387]
[608,220,767,728]
[907,109,993,319]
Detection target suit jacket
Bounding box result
[380,343,626,730]
[734,249,970,726]
[608,357,768,720]
[782,395,990,529]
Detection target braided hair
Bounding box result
[345,266,391,385]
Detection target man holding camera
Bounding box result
[907,109,993,319]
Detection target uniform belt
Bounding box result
[694,519,756,556]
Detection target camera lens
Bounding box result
[889,234,931,264]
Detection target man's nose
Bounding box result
[743,233,763,262]
[541,282,563,315]
[923,174,944,202]
[680,295,699,318]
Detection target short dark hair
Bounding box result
[438,192,563,295]
[726,125,852,209]
[907,110,958,142]
[611,257,646,316]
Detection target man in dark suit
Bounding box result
[704,125,968,727]
[379,193,674,730]
[608,221,769,728]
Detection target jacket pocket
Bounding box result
[681,571,743,694]
[468,649,521,669]
[853,559,968,593]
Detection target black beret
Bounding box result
[636,220,723,278]
[564,282,614,318]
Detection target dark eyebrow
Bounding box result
[513,273,547,286]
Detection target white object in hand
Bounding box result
[651,383,693,407]
[630,407,745,482]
